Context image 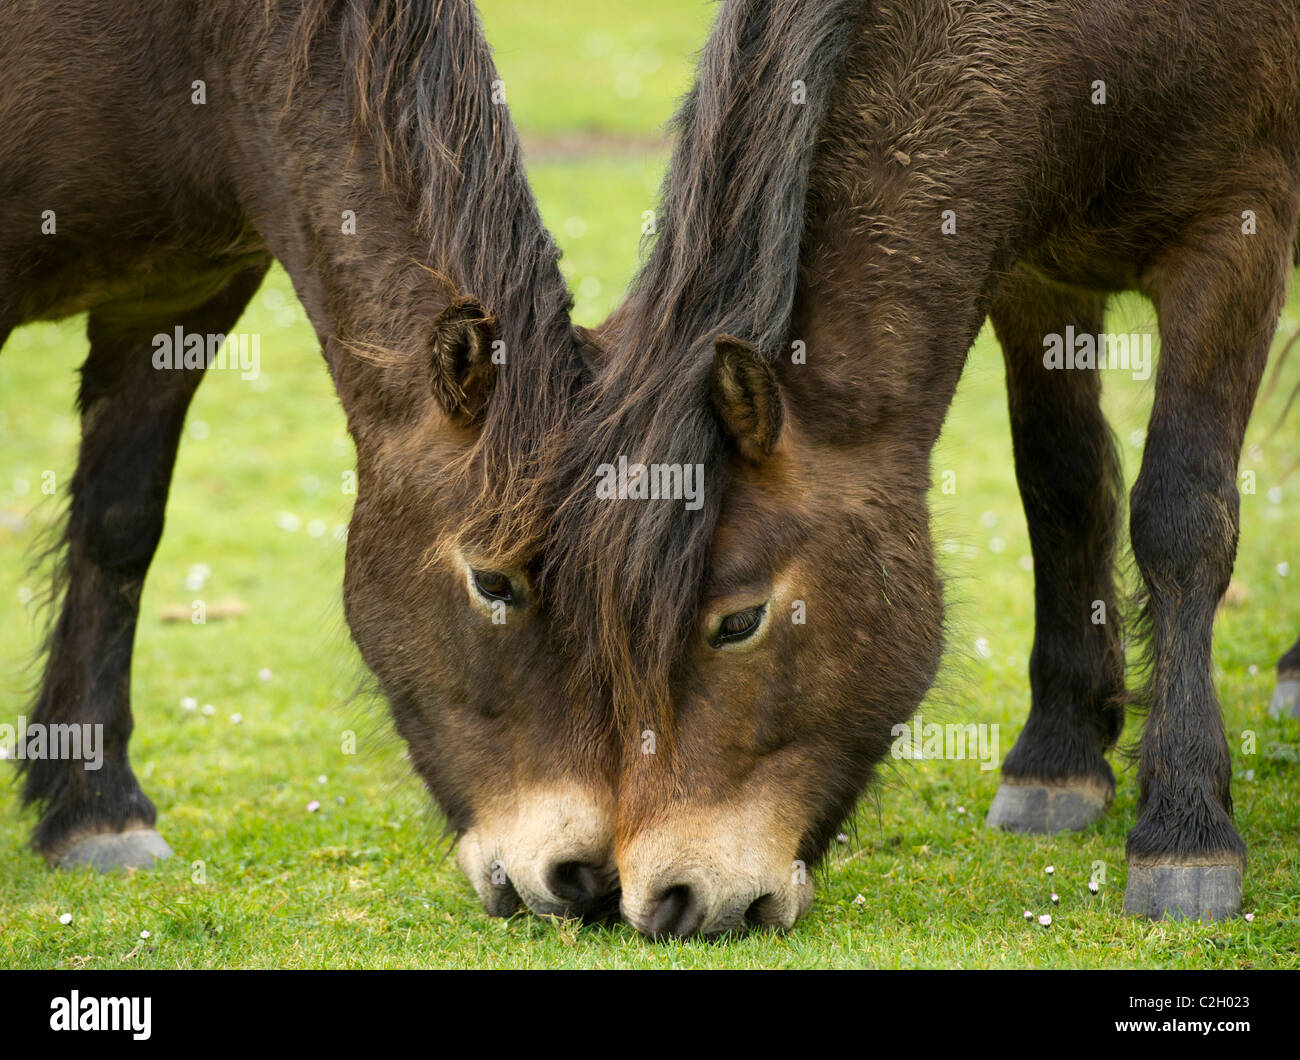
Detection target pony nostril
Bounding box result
[546,859,603,910]
[482,876,521,919]
[644,884,704,939]
[744,893,778,929]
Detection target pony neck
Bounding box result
[239,0,579,433]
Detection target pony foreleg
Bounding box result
[1124,193,1298,920]
[985,267,1124,834]
[21,264,266,870]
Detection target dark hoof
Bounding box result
[1269,675,1300,720]
[985,778,1111,833]
[50,828,173,872]
[1123,862,1243,921]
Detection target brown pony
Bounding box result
[0,0,618,919]
[534,0,1300,935]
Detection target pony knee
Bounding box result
[71,476,167,577]
[1129,464,1239,606]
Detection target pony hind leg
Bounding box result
[1124,192,1299,920]
[20,262,267,870]
[1268,634,1300,719]
[984,268,1125,834]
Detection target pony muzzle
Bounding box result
[616,806,815,938]
[455,785,618,920]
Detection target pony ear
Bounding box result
[430,295,497,426]
[710,334,784,461]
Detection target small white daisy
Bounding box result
[1037,914,1052,927]
[58,913,72,925]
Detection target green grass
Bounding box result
[477,0,714,137]
[2,0,1298,968]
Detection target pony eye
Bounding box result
[472,570,514,604]
[713,604,766,646]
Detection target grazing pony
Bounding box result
[538,0,1300,935]
[0,0,618,919]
